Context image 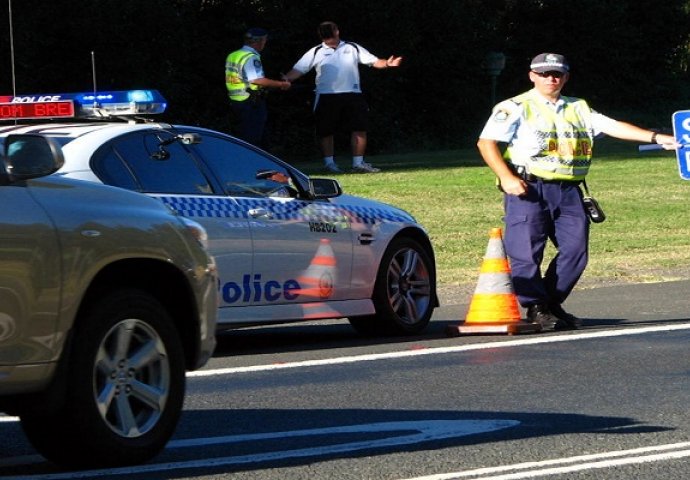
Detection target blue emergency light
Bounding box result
[0,89,167,120]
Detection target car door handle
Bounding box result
[358,233,375,245]
[248,208,273,219]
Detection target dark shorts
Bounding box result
[314,93,369,137]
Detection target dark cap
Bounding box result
[530,53,569,73]
[244,27,268,41]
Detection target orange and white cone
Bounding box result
[446,227,541,336]
[296,238,337,299]
[297,238,341,319]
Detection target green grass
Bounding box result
[289,141,690,289]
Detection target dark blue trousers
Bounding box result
[503,180,589,307]
[230,98,267,147]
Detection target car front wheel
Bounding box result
[349,237,435,335]
[20,289,185,468]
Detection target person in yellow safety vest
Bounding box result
[225,27,291,147]
[477,52,678,332]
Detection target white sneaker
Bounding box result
[324,163,343,173]
[352,162,381,173]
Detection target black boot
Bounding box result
[549,303,581,330]
[526,303,561,331]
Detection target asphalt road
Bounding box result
[1,280,689,479]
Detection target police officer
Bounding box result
[477,52,678,331]
[225,28,291,146]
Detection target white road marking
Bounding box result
[399,442,690,479]
[2,420,520,479]
[190,323,690,376]
[2,323,690,478]
[166,419,521,449]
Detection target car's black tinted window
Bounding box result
[190,134,291,197]
[93,147,139,190]
[106,131,212,194]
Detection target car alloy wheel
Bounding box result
[20,289,185,468]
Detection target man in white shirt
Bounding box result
[285,21,402,173]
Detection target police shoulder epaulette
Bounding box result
[510,91,532,105]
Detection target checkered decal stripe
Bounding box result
[153,195,414,224]
[155,196,246,219]
[345,205,414,224]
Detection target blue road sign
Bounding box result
[671,110,690,180]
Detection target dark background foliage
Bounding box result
[1,0,688,160]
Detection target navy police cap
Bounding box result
[245,28,268,40]
[530,53,569,73]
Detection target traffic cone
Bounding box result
[296,238,337,299]
[446,228,541,336]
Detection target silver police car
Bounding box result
[0,89,437,336]
[0,133,217,468]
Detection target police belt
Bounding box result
[512,165,581,185]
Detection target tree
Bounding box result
[1,0,689,155]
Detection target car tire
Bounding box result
[20,289,185,468]
[349,237,435,336]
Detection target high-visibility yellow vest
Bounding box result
[225,49,260,102]
[506,90,594,180]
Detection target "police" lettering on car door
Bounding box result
[221,274,300,303]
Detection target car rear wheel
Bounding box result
[349,237,435,335]
[20,289,185,468]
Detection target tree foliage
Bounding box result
[1,0,688,158]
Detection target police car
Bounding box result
[0,89,438,335]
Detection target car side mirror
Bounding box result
[309,177,342,199]
[2,134,64,182]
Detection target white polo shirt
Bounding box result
[291,40,378,94]
[479,89,617,163]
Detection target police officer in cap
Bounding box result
[477,52,678,331]
[225,27,291,146]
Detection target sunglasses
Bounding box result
[533,70,566,79]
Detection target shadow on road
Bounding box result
[0,407,671,477]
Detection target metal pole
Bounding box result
[483,52,505,110]
[8,0,16,97]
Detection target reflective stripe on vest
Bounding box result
[225,50,260,101]
[506,91,594,181]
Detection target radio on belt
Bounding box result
[0,89,167,120]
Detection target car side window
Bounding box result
[92,146,140,191]
[97,131,213,194]
[189,134,293,198]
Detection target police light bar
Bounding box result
[0,89,167,120]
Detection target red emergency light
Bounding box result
[0,101,75,120]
